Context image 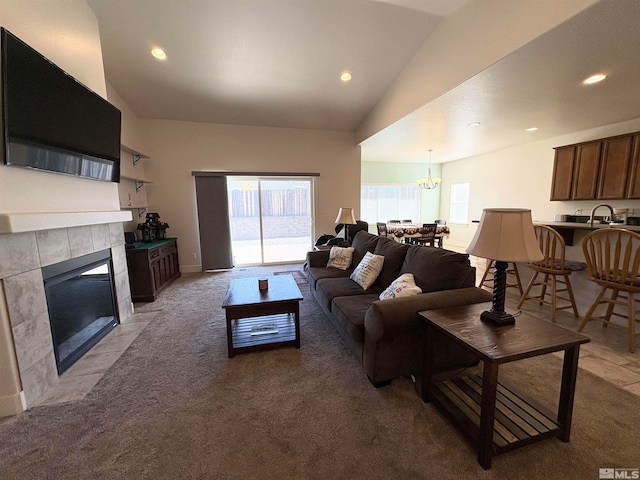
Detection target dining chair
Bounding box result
[480,259,524,296]
[412,223,437,247]
[433,220,447,246]
[578,228,640,353]
[401,219,413,223]
[388,219,401,224]
[516,225,583,322]
[376,222,388,237]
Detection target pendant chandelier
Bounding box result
[417,149,441,190]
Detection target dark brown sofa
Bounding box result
[304,231,492,386]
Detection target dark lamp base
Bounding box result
[480,310,516,326]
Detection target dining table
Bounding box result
[386,223,450,247]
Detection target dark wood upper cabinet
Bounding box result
[597,135,633,199]
[551,131,640,201]
[627,135,640,199]
[571,141,601,200]
[550,146,575,201]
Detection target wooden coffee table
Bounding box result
[221,274,303,358]
[418,302,590,469]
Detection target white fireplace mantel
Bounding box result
[0,211,133,235]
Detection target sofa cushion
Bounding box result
[331,294,379,346]
[315,277,384,312]
[401,246,473,293]
[306,266,352,288]
[373,237,410,288]
[379,273,422,300]
[326,246,354,270]
[350,230,380,269]
[350,251,385,290]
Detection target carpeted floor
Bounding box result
[1,264,639,479]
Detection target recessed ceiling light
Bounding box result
[526,127,539,132]
[340,71,352,82]
[583,73,606,85]
[467,122,481,127]
[151,48,167,60]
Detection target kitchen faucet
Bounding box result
[589,204,615,227]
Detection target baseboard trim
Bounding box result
[0,391,26,417]
[180,265,202,274]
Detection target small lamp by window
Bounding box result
[466,208,543,325]
[335,207,357,243]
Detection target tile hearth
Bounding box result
[33,312,157,407]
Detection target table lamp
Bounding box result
[335,207,357,243]
[466,208,543,325]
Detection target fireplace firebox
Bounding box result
[42,249,119,374]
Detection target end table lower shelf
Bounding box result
[430,374,561,452]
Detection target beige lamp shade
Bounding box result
[335,207,357,225]
[466,208,543,262]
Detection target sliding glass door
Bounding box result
[227,177,313,265]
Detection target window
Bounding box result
[360,184,420,224]
[450,182,470,224]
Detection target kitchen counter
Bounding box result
[540,222,640,246]
[543,221,640,231]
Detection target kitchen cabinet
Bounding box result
[551,131,639,201]
[126,238,181,302]
[598,135,633,199]
[627,135,640,199]
[550,146,575,201]
[571,141,601,200]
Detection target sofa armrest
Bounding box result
[362,287,492,384]
[365,287,492,340]
[306,250,331,268]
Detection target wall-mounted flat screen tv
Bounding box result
[1,28,121,182]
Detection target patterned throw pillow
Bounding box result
[379,273,423,300]
[350,251,384,289]
[326,247,355,270]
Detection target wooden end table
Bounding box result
[221,274,303,358]
[418,302,590,469]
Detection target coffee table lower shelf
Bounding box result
[230,313,298,355]
[429,374,560,454]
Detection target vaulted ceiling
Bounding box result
[88,0,467,132]
[88,0,640,164]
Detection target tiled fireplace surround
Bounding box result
[0,219,132,414]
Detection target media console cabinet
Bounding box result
[126,238,181,302]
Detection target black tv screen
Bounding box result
[1,28,121,182]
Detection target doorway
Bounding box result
[227,177,314,265]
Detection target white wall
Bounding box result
[106,82,148,156]
[441,116,640,250]
[140,119,360,272]
[0,0,119,214]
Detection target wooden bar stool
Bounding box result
[517,225,583,322]
[479,259,524,296]
[578,228,640,353]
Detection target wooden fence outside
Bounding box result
[230,188,310,217]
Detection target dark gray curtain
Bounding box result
[195,176,234,270]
